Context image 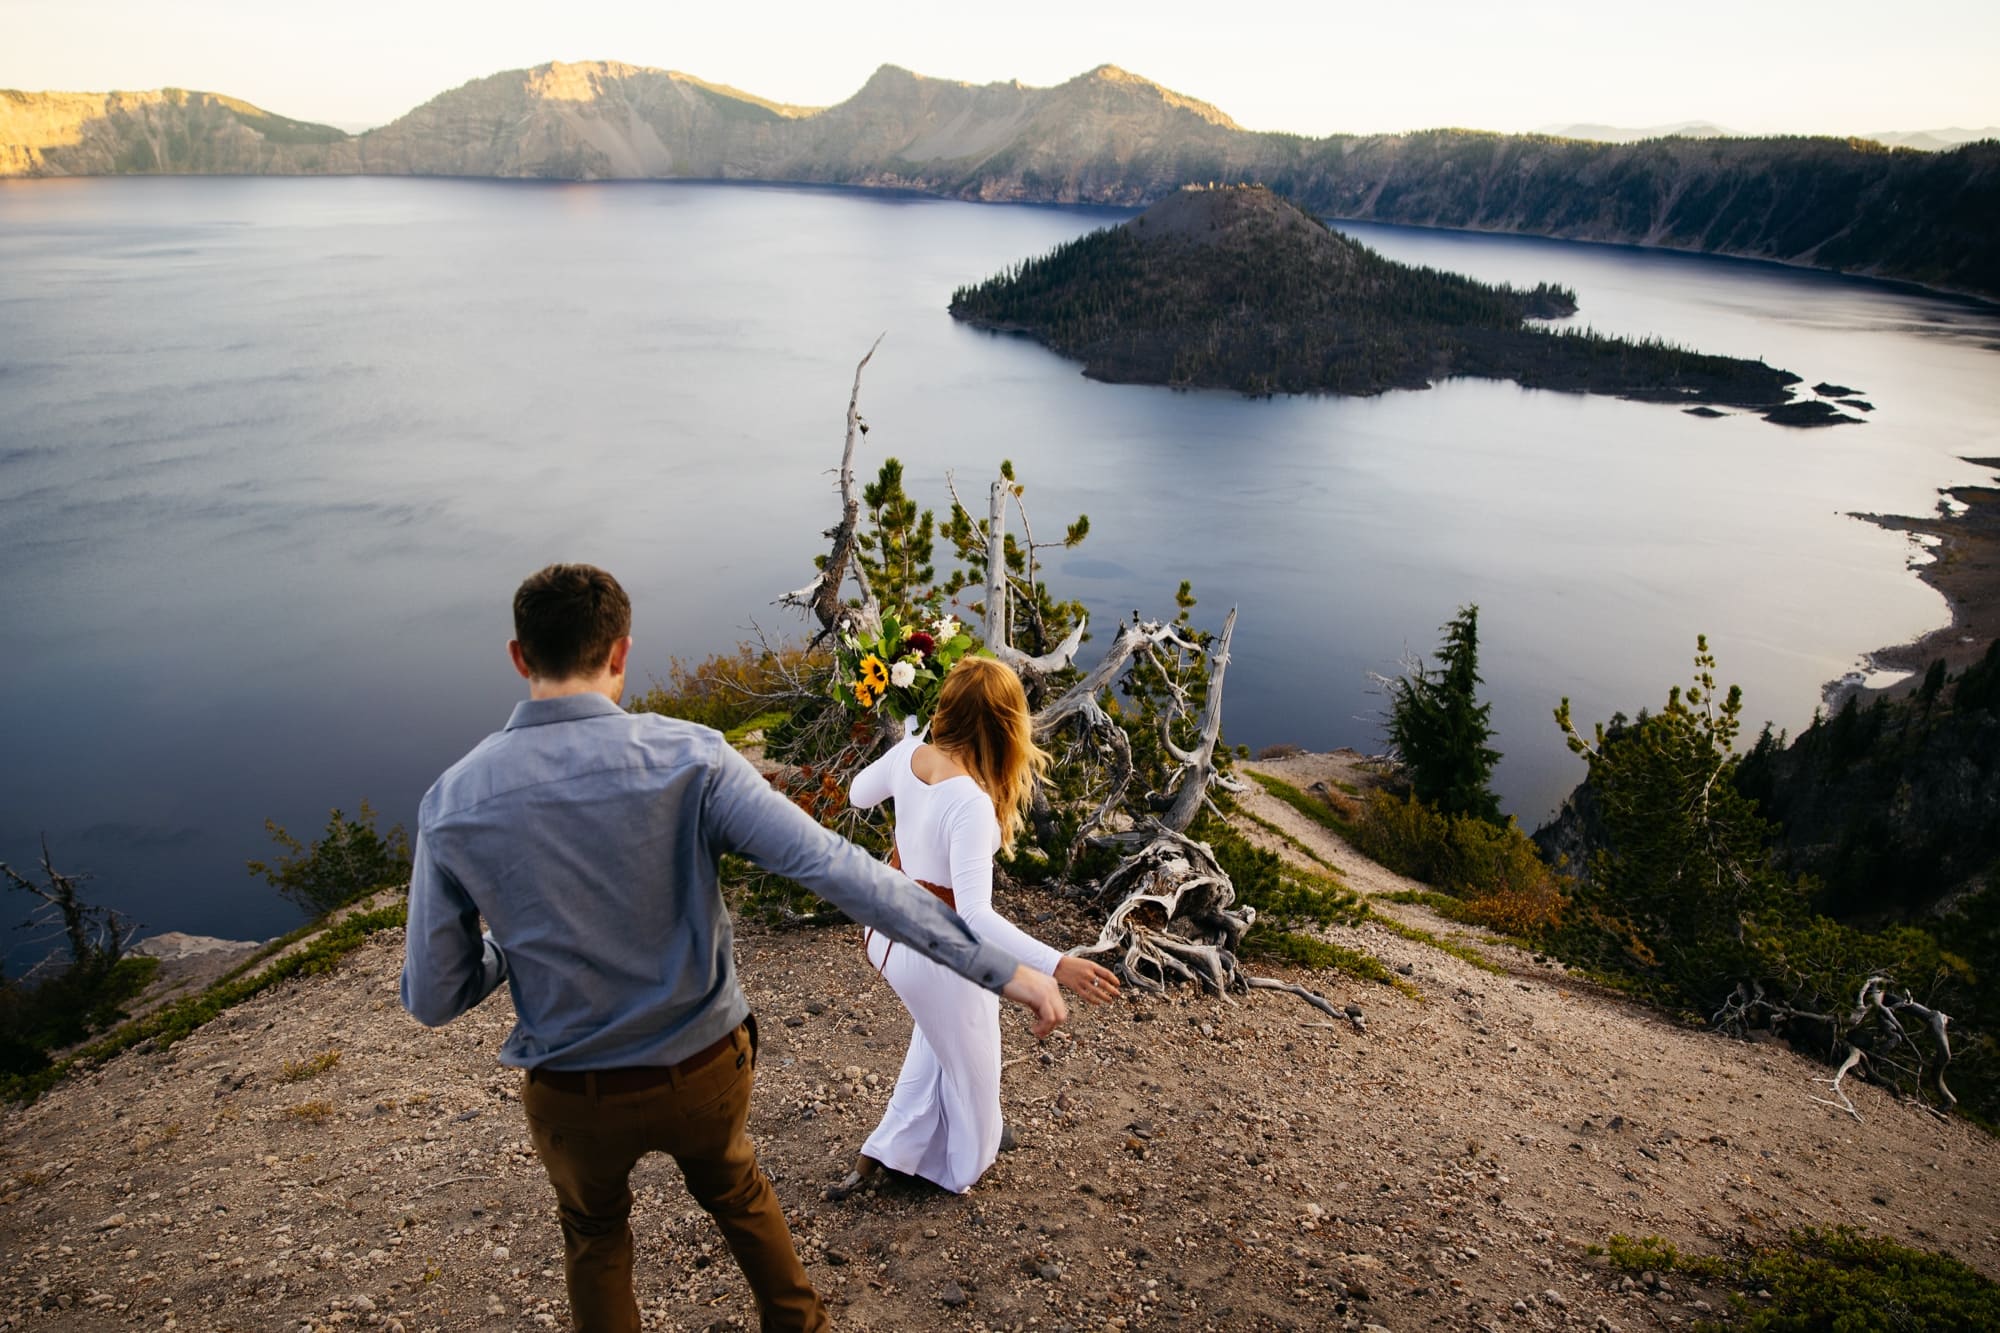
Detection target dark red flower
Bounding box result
[904,631,937,659]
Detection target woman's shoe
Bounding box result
[824,1153,882,1201]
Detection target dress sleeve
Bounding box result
[703,737,1020,992]
[946,792,1065,975]
[849,736,911,811]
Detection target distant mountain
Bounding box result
[0,87,346,175]
[1535,120,1741,142]
[949,184,1802,410]
[1864,127,2000,152]
[4,63,1998,301]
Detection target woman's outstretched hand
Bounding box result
[1054,954,1122,1006]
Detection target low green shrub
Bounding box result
[1604,1226,2000,1331]
[1,903,407,1105]
[1246,771,1357,840]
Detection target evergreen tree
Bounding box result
[855,458,936,620]
[248,802,411,919]
[1385,605,1501,821]
[1555,637,1798,1000]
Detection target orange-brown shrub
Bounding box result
[628,640,822,733]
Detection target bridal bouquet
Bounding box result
[832,611,976,724]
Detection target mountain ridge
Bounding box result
[4,60,1997,301]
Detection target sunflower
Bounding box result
[854,654,889,708]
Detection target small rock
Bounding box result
[937,1281,969,1307]
[782,1016,805,1028]
[1542,1288,1568,1310]
[922,1228,939,1240]
[823,1249,849,1266]
[1038,1262,1062,1281]
[490,1246,510,1262]
[1512,1300,1529,1316]
[999,1124,1018,1152]
[349,1295,375,1313]
[95,1213,127,1231]
[805,1001,827,1015]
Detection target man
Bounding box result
[401,564,1067,1332]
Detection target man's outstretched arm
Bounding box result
[400,830,509,1027]
[705,739,1066,1034]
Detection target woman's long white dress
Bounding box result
[849,733,1064,1193]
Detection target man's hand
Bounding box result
[1001,964,1068,1039]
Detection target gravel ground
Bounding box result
[5,757,1999,1332]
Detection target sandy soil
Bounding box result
[5,765,1999,1332]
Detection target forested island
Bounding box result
[949,185,1805,409]
[4,62,1997,301]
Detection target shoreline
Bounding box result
[3,173,1995,310]
[1851,455,2000,700]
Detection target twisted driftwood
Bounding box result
[777,347,1345,1022]
[1714,974,1955,1121]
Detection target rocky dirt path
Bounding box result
[4,759,1999,1332]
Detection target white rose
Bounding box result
[933,615,960,640]
[889,661,917,689]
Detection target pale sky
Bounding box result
[4,0,1997,138]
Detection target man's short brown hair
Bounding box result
[513,564,632,681]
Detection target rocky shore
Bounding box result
[1857,455,2000,693]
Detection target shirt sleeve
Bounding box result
[400,824,510,1027]
[703,737,1020,993]
[848,735,910,811]
[945,792,1065,975]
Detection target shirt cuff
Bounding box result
[480,932,509,994]
[966,938,1021,993]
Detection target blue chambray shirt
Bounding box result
[400,693,1021,1070]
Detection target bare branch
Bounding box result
[1162,607,1238,834]
[776,335,886,643]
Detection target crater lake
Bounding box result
[3,177,1997,950]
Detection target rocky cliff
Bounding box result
[5,62,1997,300]
[0,87,347,175]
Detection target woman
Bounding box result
[833,656,1121,1197]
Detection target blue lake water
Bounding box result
[3,177,1997,953]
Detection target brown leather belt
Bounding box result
[865,846,954,974]
[528,1024,743,1095]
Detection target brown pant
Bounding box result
[522,1023,829,1332]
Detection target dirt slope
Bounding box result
[4,757,1998,1332]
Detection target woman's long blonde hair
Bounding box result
[930,656,1050,854]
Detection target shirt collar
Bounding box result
[504,692,628,730]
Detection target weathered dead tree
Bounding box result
[2,836,138,983]
[774,348,1345,1021]
[1715,974,1956,1121]
[777,334,886,646]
